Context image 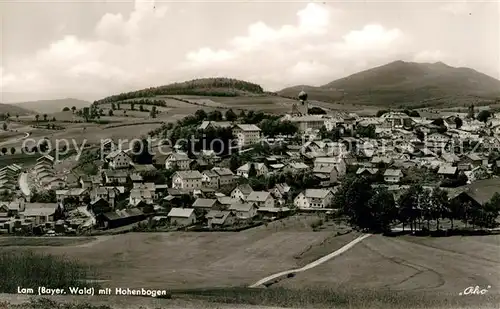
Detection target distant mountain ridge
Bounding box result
[10,98,91,114]
[0,103,35,116]
[279,60,500,108]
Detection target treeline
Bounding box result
[98,99,167,108]
[93,78,264,104]
[335,175,500,233]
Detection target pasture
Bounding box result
[7,216,354,290]
[274,234,500,297]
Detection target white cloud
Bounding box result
[183,6,408,90]
[1,1,425,100]
[186,48,235,65]
[413,50,447,63]
[336,24,404,52]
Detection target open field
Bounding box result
[4,216,354,291]
[1,224,499,308]
[274,234,500,297]
[3,290,500,309]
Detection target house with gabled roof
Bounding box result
[247,191,274,208]
[283,162,309,173]
[228,202,258,219]
[294,189,334,209]
[461,153,488,168]
[217,196,239,209]
[237,163,268,178]
[211,167,236,187]
[313,165,339,186]
[383,169,404,183]
[172,170,203,191]
[206,210,236,228]
[198,121,233,131]
[129,188,153,206]
[165,152,191,170]
[167,208,196,227]
[192,198,217,211]
[437,164,458,178]
[314,157,346,178]
[271,183,291,205]
[105,150,131,169]
[20,203,58,225]
[0,201,24,218]
[231,184,254,201]
[202,170,219,188]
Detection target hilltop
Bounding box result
[279,60,500,108]
[10,98,91,114]
[0,103,35,116]
[94,77,265,105]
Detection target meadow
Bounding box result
[274,234,500,296]
[0,251,99,294]
[4,216,352,290]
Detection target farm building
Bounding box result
[96,208,145,229]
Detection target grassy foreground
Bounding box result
[0,251,100,293]
[169,287,500,309]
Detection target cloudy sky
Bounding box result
[0,0,499,102]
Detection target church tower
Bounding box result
[291,90,308,116]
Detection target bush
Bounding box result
[0,251,99,293]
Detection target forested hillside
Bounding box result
[94,78,265,104]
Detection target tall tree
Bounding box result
[431,187,449,230]
[225,109,237,121]
[248,163,257,178]
[195,109,207,121]
[477,110,491,123]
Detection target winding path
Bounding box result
[249,233,372,288]
[0,131,30,146]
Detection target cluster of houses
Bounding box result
[1,98,500,234]
[0,199,64,234]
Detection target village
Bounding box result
[0,94,499,236]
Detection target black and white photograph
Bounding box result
[0,0,499,308]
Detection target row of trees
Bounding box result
[334,175,500,233]
[94,78,264,104]
[34,114,56,122]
